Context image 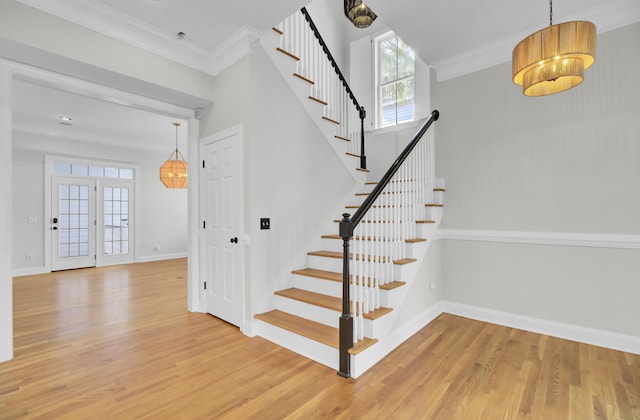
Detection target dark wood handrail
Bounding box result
[300,7,368,169]
[337,109,440,378]
[300,7,362,112]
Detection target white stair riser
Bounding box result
[425,206,443,221]
[275,295,339,328]
[417,223,437,238]
[433,190,444,205]
[256,319,338,371]
[307,255,395,276]
[292,273,342,297]
[307,255,345,272]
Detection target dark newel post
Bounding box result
[338,213,354,378]
[359,107,366,170]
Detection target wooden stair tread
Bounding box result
[290,268,380,288]
[356,167,370,172]
[322,116,340,125]
[425,203,444,207]
[308,250,416,265]
[335,135,351,142]
[276,47,299,61]
[309,96,328,106]
[293,268,405,291]
[293,268,341,282]
[434,188,446,192]
[276,288,340,311]
[272,27,283,35]
[294,72,314,84]
[417,220,436,224]
[276,288,393,320]
[255,310,337,349]
[379,281,406,291]
[254,310,377,354]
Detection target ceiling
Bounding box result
[9,0,640,152]
[12,79,188,154]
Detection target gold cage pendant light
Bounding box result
[512,0,596,96]
[160,122,188,189]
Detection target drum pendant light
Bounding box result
[512,0,596,96]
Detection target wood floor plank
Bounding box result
[1,259,639,418]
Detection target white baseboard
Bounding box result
[136,252,187,263]
[12,266,48,277]
[352,302,444,378]
[441,300,640,355]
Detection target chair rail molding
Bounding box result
[439,229,640,250]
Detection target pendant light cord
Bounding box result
[175,123,179,153]
[549,0,553,26]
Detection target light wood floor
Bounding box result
[1,259,639,419]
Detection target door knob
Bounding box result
[230,237,238,244]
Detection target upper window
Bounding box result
[376,32,415,128]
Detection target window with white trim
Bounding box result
[376,32,415,128]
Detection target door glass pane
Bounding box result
[58,184,91,259]
[103,186,130,256]
[120,169,134,180]
[72,164,88,176]
[89,166,103,177]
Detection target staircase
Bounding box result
[255,176,445,377]
[255,8,443,378]
[260,8,368,183]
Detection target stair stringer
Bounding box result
[260,30,366,184]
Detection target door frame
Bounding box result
[44,157,140,271]
[199,124,247,332]
[1,59,202,363]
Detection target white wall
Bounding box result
[305,0,349,71]
[0,0,215,101]
[199,42,356,327]
[433,23,640,337]
[12,132,188,274]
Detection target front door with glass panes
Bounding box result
[97,179,134,266]
[51,177,97,271]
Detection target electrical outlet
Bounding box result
[260,218,270,230]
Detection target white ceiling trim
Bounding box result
[431,0,640,82]
[16,0,261,76]
[8,58,195,119]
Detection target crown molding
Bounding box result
[432,0,640,82]
[16,0,261,76]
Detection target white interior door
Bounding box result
[51,176,96,271]
[200,126,244,327]
[97,179,134,266]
